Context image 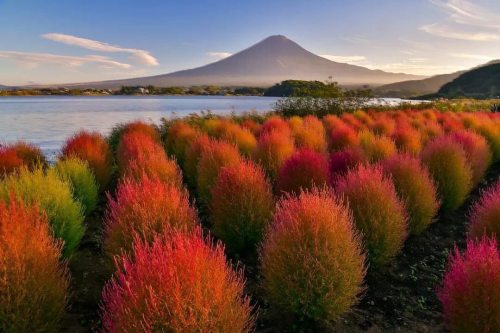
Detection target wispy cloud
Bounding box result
[207,51,232,60]
[422,0,500,41]
[320,54,366,64]
[42,33,159,66]
[362,61,464,76]
[0,51,132,69]
[451,53,493,61]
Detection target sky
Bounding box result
[1,0,500,85]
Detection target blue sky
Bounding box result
[1,0,500,85]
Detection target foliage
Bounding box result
[254,129,295,180]
[468,180,500,240]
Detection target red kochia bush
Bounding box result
[164,121,200,168]
[104,176,198,257]
[451,130,492,186]
[327,124,359,151]
[210,160,274,253]
[335,164,408,266]
[0,147,23,177]
[196,140,242,205]
[0,198,69,332]
[328,146,367,181]
[468,180,500,240]
[61,130,112,188]
[260,188,366,323]
[117,131,182,187]
[254,129,295,180]
[0,142,46,177]
[276,149,329,195]
[122,120,160,143]
[260,116,291,136]
[382,154,439,235]
[421,136,472,212]
[101,230,253,333]
[438,237,500,333]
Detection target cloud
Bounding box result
[451,53,493,61]
[422,1,500,41]
[42,33,158,66]
[420,23,500,41]
[320,54,366,63]
[0,51,132,69]
[207,52,233,60]
[362,61,464,76]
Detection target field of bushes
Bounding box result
[0,108,499,332]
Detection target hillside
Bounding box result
[437,63,500,99]
[41,35,423,89]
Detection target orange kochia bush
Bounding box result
[101,229,254,332]
[0,198,69,332]
[0,141,46,177]
[260,188,366,323]
[254,129,295,180]
[164,121,200,168]
[104,176,198,257]
[61,130,112,188]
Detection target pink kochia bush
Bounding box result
[260,188,366,323]
[0,198,69,332]
[104,176,198,257]
[382,154,440,235]
[210,160,274,253]
[276,149,329,195]
[101,229,254,333]
[335,164,408,266]
[438,237,500,333]
[421,136,472,212]
[468,180,500,240]
[328,146,367,181]
[61,131,112,188]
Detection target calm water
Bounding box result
[0,95,421,159]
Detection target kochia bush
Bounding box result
[55,157,99,215]
[328,146,367,181]
[0,147,23,177]
[121,120,160,143]
[183,134,211,188]
[61,131,112,188]
[0,141,46,177]
[468,180,500,240]
[438,237,500,333]
[382,154,439,235]
[104,176,198,258]
[0,167,85,257]
[276,149,329,195]
[164,121,200,168]
[291,115,327,152]
[260,188,366,324]
[451,130,492,186]
[101,230,254,332]
[210,160,274,254]
[327,124,359,151]
[359,130,397,162]
[421,136,472,212]
[334,164,408,266]
[0,198,69,333]
[254,129,295,180]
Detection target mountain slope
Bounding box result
[437,63,500,99]
[56,35,423,89]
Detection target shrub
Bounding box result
[197,140,242,205]
[122,120,160,143]
[0,198,69,332]
[0,147,23,178]
[371,116,395,136]
[328,146,367,181]
[220,123,257,156]
[254,129,295,180]
[438,237,500,333]
[276,149,329,195]
[451,130,492,186]
[8,141,46,168]
[291,115,327,152]
[327,124,359,151]
[334,164,407,266]
[359,130,397,162]
[260,188,366,324]
[392,126,422,155]
[164,121,200,167]
[382,154,439,235]
[117,131,182,187]
[61,131,112,188]
[101,230,253,332]
[468,180,500,240]
[104,176,198,258]
[0,167,85,256]
[476,122,500,162]
[421,136,472,212]
[260,116,291,136]
[210,160,274,253]
[55,157,99,215]
[183,134,211,188]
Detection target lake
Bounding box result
[0,95,422,159]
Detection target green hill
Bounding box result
[437,63,500,99]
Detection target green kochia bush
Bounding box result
[0,167,85,257]
[55,157,99,215]
[334,164,408,266]
[260,188,366,325]
[421,136,473,212]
